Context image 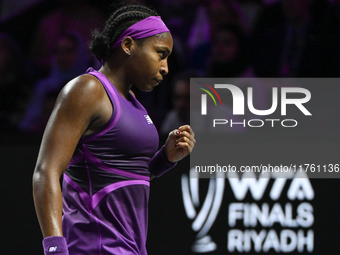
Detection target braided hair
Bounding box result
[89,5,158,62]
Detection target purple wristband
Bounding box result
[43,236,69,255]
[149,145,177,177]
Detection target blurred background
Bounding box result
[1,0,340,254]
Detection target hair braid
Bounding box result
[89,5,158,61]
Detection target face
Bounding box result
[208,0,238,31]
[212,30,239,63]
[173,80,190,111]
[55,36,78,72]
[127,32,173,92]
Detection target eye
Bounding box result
[158,51,165,59]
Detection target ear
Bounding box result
[121,36,135,55]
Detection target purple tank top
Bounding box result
[62,68,159,254]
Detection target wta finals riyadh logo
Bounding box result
[181,168,225,253]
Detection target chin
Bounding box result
[146,86,155,92]
[137,85,154,92]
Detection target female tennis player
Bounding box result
[32,4,195,255]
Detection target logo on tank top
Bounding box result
[144,115,153,124]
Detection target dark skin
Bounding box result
[32,31,196,238]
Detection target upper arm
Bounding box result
[34,75,106,176]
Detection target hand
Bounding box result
[164,125,196,163]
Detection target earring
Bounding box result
[126,51,130,56]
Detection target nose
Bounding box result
[160,59,169,75]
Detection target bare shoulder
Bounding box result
[59,74,105,102]
[54,74,107,121]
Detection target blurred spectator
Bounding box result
[0,33,30,130]
[209,25,253,78]
[154,0,203,44]
[187,0,248,52]
[20,31,89,133]
[189,24,255,78]
[237,0,265,34]
[251,0,338,77]
[160,72,192,135]
[31,90,60,134]
[29,0,104,77]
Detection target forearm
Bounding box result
[33,169,63,238]
[149,145,177,177]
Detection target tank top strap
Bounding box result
[80,68,121,144]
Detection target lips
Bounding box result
[154,79,163,85]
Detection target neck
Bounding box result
[99,56,132,99]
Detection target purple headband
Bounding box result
[111,16,170,49]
